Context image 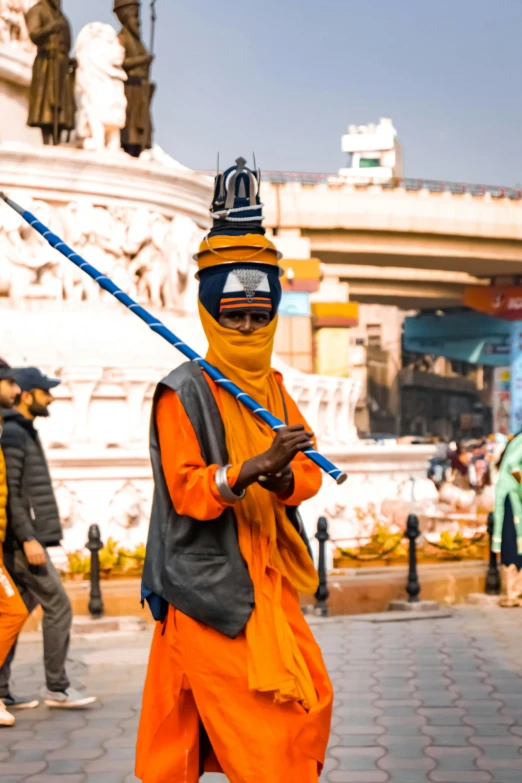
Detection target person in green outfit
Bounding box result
[493,433,522,606]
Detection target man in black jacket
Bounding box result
[0,367,96,709]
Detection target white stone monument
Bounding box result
[0,14,433,569]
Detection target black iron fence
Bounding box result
[86,525,104,618]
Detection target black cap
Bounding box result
[0,358,15,381]
[14,367,61,393]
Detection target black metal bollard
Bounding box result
[315,516,330,617]
[405,514,421,603]
[485,511,501,596]
[86,524,104,618]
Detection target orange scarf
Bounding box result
[199,302,319,709]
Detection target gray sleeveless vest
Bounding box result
[142,362,255,639]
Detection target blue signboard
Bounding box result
[279,292,311,317]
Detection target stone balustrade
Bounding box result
[284,372,360,448]
[32,364,364,555]
[37,364,360,454]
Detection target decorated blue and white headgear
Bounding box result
[195,156,282,270]
[209,156,264,237]
[197,156,283,321]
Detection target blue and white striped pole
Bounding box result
[0,192,347,484]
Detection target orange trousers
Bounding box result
[136,589,333,783]
[0,547,28,667]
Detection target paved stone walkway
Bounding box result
[1,607,522,782]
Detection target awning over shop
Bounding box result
[403,310,510,366]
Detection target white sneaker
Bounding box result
[43,687,97,709]
[2,692,39,710]
[0,700,15,727]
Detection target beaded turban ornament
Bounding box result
[197,158,283,322]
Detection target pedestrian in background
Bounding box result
[492,432,522,607]
[0,360,28,727]
[0,367,96,709]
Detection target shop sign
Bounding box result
[279,292,311,317]
[464,286,522,321]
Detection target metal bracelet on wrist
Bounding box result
[215,464,245,503]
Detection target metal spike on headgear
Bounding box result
[252,151,261,203]
[209,156,264,237]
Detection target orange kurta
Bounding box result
[0,445,28,667]
[136,372,333,783]
[0,546,28,667]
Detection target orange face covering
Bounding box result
[198,301,319,710]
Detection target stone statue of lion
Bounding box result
[74,22,127,151]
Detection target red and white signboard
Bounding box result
[464,286,522,321]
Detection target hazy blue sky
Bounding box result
[67,0,521,185]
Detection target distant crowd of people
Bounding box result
[0,359,95,728]
[428,435,508,490]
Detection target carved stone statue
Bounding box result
[128,210,170,308]
[0,195,64,299]
[0,191,204,308]
[162,215,204,312]
[107,482,148,548]
[75,22,127,151]
[113,0,154,157]
[25,0,76,145]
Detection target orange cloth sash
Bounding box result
[199,302,319,710]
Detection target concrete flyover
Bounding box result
[262,174,522,309]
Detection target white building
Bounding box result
[339,117,403,182]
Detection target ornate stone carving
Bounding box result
[162,214,205,313]
[61,201,136,302]
[55,482,85,529]
[107,481,148,547]
[0,0,35,50]
[0,195,205,308]
[54,482,89,552]
[0,195,64,299]
[126,206,168,307]
[284,373,360,446]
[74,22,127,151]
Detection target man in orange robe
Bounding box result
[0,361,28,728]
[136,158,333,782]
